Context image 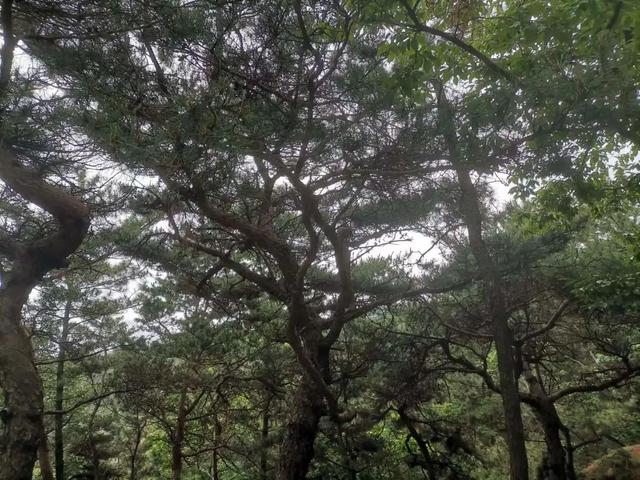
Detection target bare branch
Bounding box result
[551,367,640,402]
[516,299,571,346]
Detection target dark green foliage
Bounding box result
[0,0,639,479]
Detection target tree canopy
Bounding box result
[0,1,639,479]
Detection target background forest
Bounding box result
[0,1,639,479]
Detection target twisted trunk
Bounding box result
[0,148,89,477]
[0,299,44,479]
[0,0,89,469]
[277,284,334,480]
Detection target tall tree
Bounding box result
[0,1,90,476]
[29,2,462,477]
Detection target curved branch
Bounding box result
[0,149,89,286]
[0,149,88,224]
[551,367,640,402]
[399,0,516,84]
[516,299,571,346]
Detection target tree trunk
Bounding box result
[487,293,529,480]
[397,406,437,480]
[435,84,529,480]
[0,0,89,470]
[522,360,576,480]
[532,401,577,480]
[0,145,89,477]
[212,416,221,480]
[277,293,336,480]
[456,169,529,480]
[276,379,324,480]
[129,419,145,480]
[0,298,45,479]
[172,390,187,480]
[38,431,55,480]
[561,427,577,480]
[260,397,271,480]
[171,424,184,480]
[54,299,71,480]
[534,402,567,480]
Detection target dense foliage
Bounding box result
[0,1,638,479]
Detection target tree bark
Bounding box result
[0,297,47,480]
[276,378,325,480]
[531,402,576,480]
[0,0,88,473]
[171,390,187,480]
[0,146,89,477]
[456,160,529,480]
[561,427,577,480]
[277,281,336,480]
[171,431,183,480]
[54,298,71,480]
[522,359,575,480]
[397,406,437,480]
[534,402,567,480]
[38,432,55,480]
[129,418,145,480]
[212,416,221,480]
[260,396,271,480]
[435,84,529,480]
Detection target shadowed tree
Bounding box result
[0,1,90,477]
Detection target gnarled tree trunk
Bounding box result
[0,299,44,479]
[0,1,89,474]
[277,286,336,480]
[0,147,89,477]
[534,401,568,480]
[523,359,576,480]
[277,378,325,480]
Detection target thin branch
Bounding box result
[551,367,640,402]
[399,0,516,84]
[516,299,571,346]
[44,389,139,416]
[141,30,170,97]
